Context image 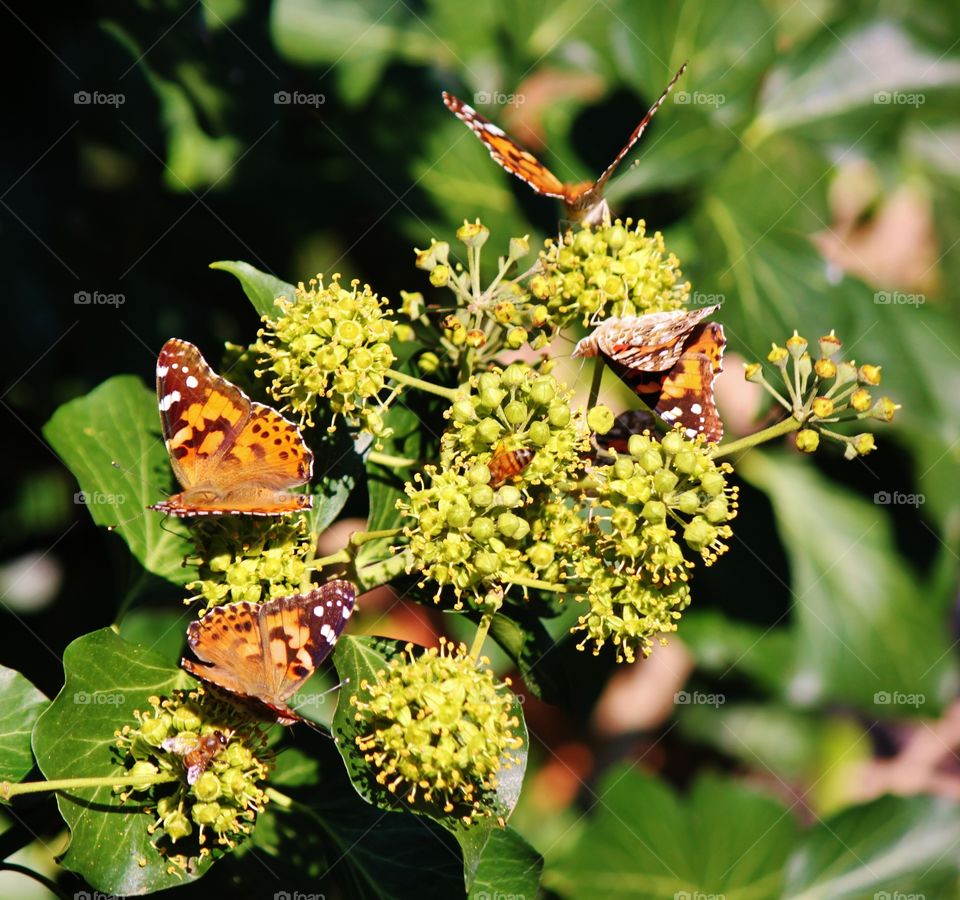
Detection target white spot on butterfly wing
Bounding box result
[320,624,337,644]
[159,391,181,411]
[157,364,169,377]
[691,403,703,415]
[186,375,199,389]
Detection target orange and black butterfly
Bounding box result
[574,305,725,443]
[488,445,535,488]
[442,64,686,224]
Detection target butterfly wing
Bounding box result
[605,322,726,442]
[152,339,313,515]
[260,581,356,709]
[442,92,570,200]
[573,62,687,215]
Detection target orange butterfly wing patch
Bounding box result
[443,63,686,223]
[181,581,356,725]
[150,338,313,516]
[574,305,725,442]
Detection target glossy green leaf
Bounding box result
[43,376,194,586]
[32,629,201,895]
[742,453,958,713]
[210,260,297,320]
[783,795,960,898]
[548,766,798,899]
[0,666,47,782]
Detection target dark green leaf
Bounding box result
[32,629,203,895]
[548,767,797,899]
[784,795,960,898]
[43,376,194,586]
[742,453,958,714]
[209,260,297,320]
[456,824,543,898]
[0,666,48,782]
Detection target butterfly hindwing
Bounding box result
[151,338,313,516]
[182,581,356,725]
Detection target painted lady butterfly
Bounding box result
[574,305,725,442]
[181,581,356,726]
[149,338,313,516]
[443,63,686,224]
[162,730,228,785]
[488,444,535,488]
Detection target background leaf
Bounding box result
[0,666,48,782]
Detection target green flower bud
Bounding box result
[642,500,667,523]
[495,485,522,508]
[503,400,528,425]
[528,542,555,569]
[429,264,451,287]
[470,517,495,542]
[587,405,615,435]
[470,484,495,508]
[477,417,503,443]
[795,429,819,452]
[528,420,551,446]
[193,771,222,801]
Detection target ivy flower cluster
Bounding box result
[115,692,270,858]
[530,218,690,329]
[399,364,590,606]
[186,518,312,609]
[350,638,524,824]
[254,274,397,436]
[575,429,738,662]
[745,329,898,458]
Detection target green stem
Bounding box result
[385,368,459,401]
[587,357,604,410]
[366,451,416,468]
[469,612,494,660]
[711,416,802,459]
[0,863,70,900]
[350,528,401,546]
[508,574,583,594]
[311,549,351,570]
[1,773,177,800]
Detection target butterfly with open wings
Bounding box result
[181,580,356,726]
[149,338,312,516]
[443,64,686,224]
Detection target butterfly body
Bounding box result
[443,63,686,223]
[181,581,356,725]
[574,306,725,442]
[150,339,313,516]
[162,730,228,784]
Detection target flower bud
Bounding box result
[786,332,808,358]
[858,364,881,385]
[850,388,872,412]
[587,405,614,435]
[509,235,530,259]
[795,429,819,452]
[811,396,834,418]
[456,219,489,249]
[819,331,842,357]
[430,265,451,287]
[814,358,837,379]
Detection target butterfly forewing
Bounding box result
[182,581,356,725]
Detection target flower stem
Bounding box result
[350,528,402,546]
[385,368,458,401]
[311,549,351,570]
[508,574,583,593]
[366,451,416,468]
[469,612,494,660]
[712,416,802,459]
[588,357,604,410]
[1,773,177,800]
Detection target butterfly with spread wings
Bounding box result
[443,64,686,224]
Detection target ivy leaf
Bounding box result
[209,260,297,319]
[331,635,532,893]
[488,611,571,703]
[32,629,204,895]
[783,794,960,898]
[454,824,543,898]
[306,425,362,536]
[366,396,423,534]
[742,453,959,713]
[548,767,798,898]
[43,376,194,586]
[0,666,48,782]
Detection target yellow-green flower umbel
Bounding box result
[255,274,397,436]
[350,639,524,825]
[529,218,690,331]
